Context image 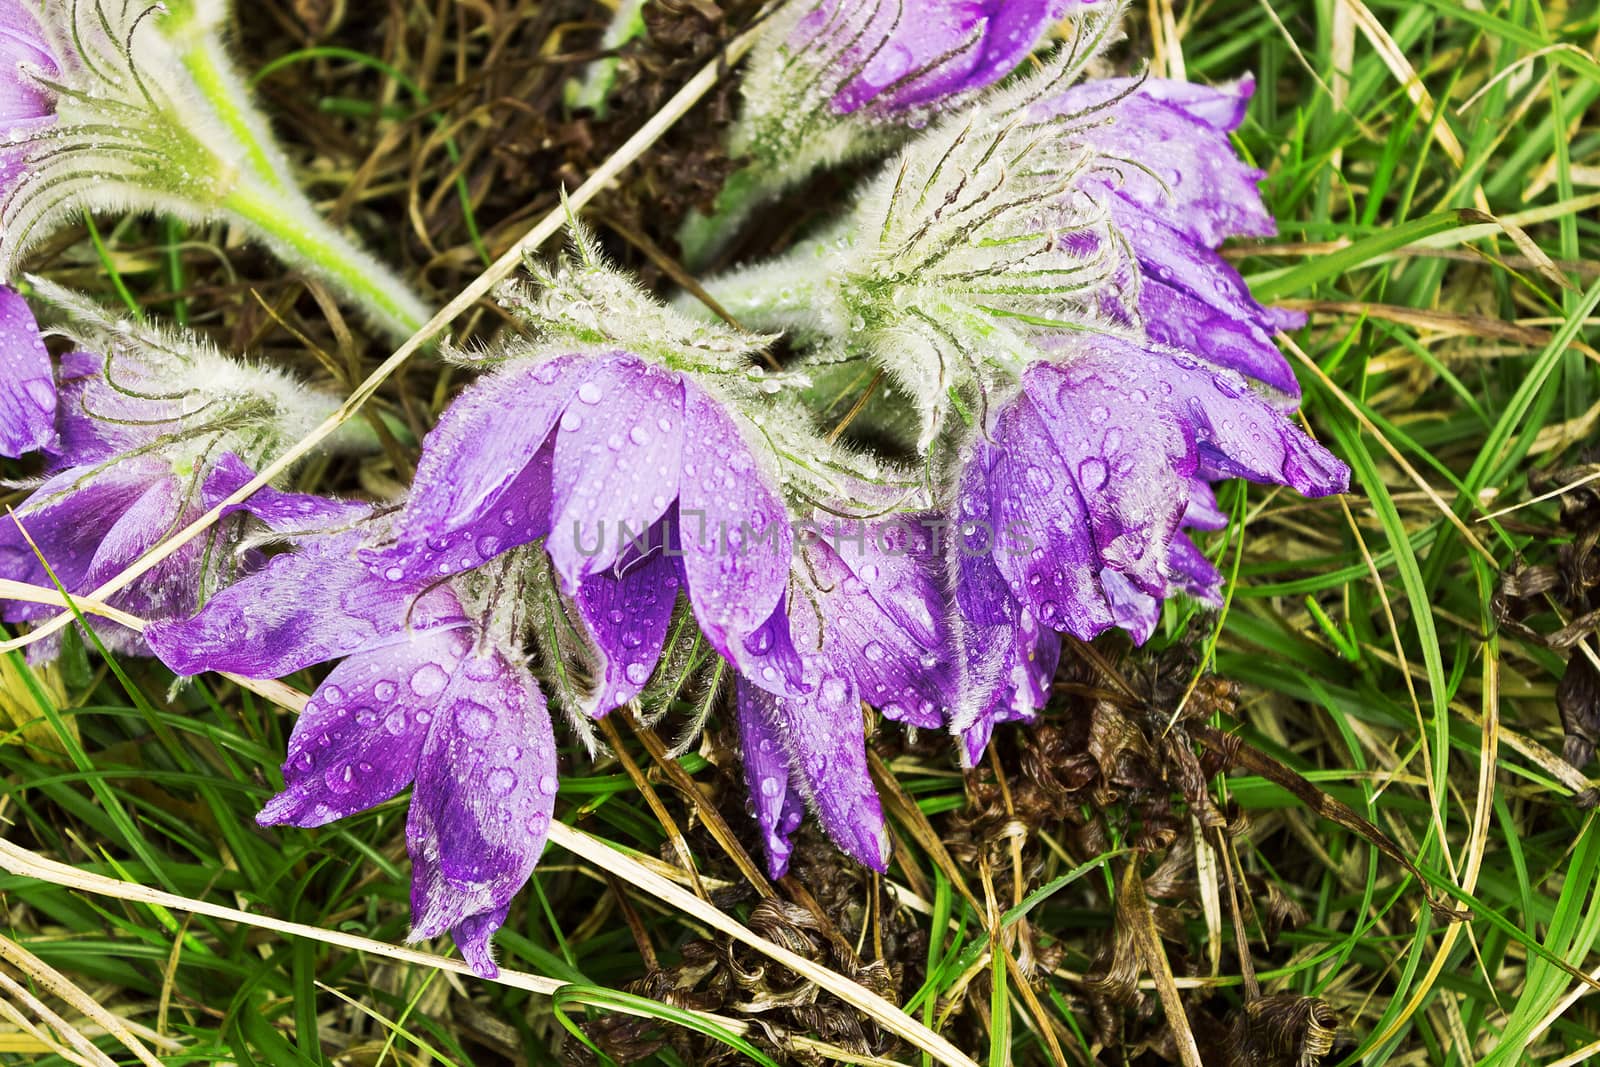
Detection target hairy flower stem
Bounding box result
[181,42,289,195]
[161,1,430,338]
[221,178,431,341]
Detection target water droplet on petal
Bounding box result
[409,663,449,697]
[457,701,494,739]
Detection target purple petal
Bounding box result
[370,440,556,583]
[202,452,372,532]
[407,650,558,978]
[573,534,681,717]
[0,8,55,123]
[0,461,160,616]
[951,610,1057,766]
[548,356,685,586]
[797,532,949,728]
[0,285,53,458]
[1100,567,1159,645]
[1183,480,1229,532]
[738,676,806,878]
[396,355,582,558]
[1022,356,1196,597]
[951,443,1016,627]
[985,393,1114,639]
[727,589,810,698]
[145,530,468,678]
[1139,73,1255,131]
[1168,532,1223,607]
[675,380,791,651]
[46,351,175,468]
[256,628,472,827]
[452,905,513,978]
[742,671,888,872]
[1110,201,1299,396]
[821,0,1067,116]
[1037,335,1348,498]
[1049,78,1276,245]
[80,471,204,628]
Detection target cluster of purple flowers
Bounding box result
[0,0,1347,978]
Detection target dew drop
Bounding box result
[457,701,494,739]
[409,663,449,697]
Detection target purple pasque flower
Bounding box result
[736,515,952,876]
[1049,74,1305,397]
[0,284,335,657]
[145,521,559,979]
[372,348,794,711]
[735,0,1085,173]
[678,0,1114,267]
[0,283,52,456]
[946,333,1347,761]
[368,234,843,719]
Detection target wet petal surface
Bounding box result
[256,627,472,827]
[406,651,558,978]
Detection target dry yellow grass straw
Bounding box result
[0,934,165,1067]
[0,609,976,1067]
[0,20,764,657]
[0,829,923,1066]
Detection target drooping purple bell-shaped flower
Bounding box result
[947,334,1347,760]
[679,0,1108,266]
[0,288,339,658]
[146,519,559,979]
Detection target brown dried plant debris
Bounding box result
[1493,455,1600,778]
[570,898,906,1065]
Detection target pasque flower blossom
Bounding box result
[0,283,337,657]
[146,519,557,978]
[371,233,911,717]
[947,337,1346,759]
[364,235,945,875]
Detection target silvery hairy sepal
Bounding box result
[0,278,341,658]
[0,0,426,338]
[699,8,1133,446]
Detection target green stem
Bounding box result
[175,31,438,334]
[182,39,290,194]
[222,175,430,341]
